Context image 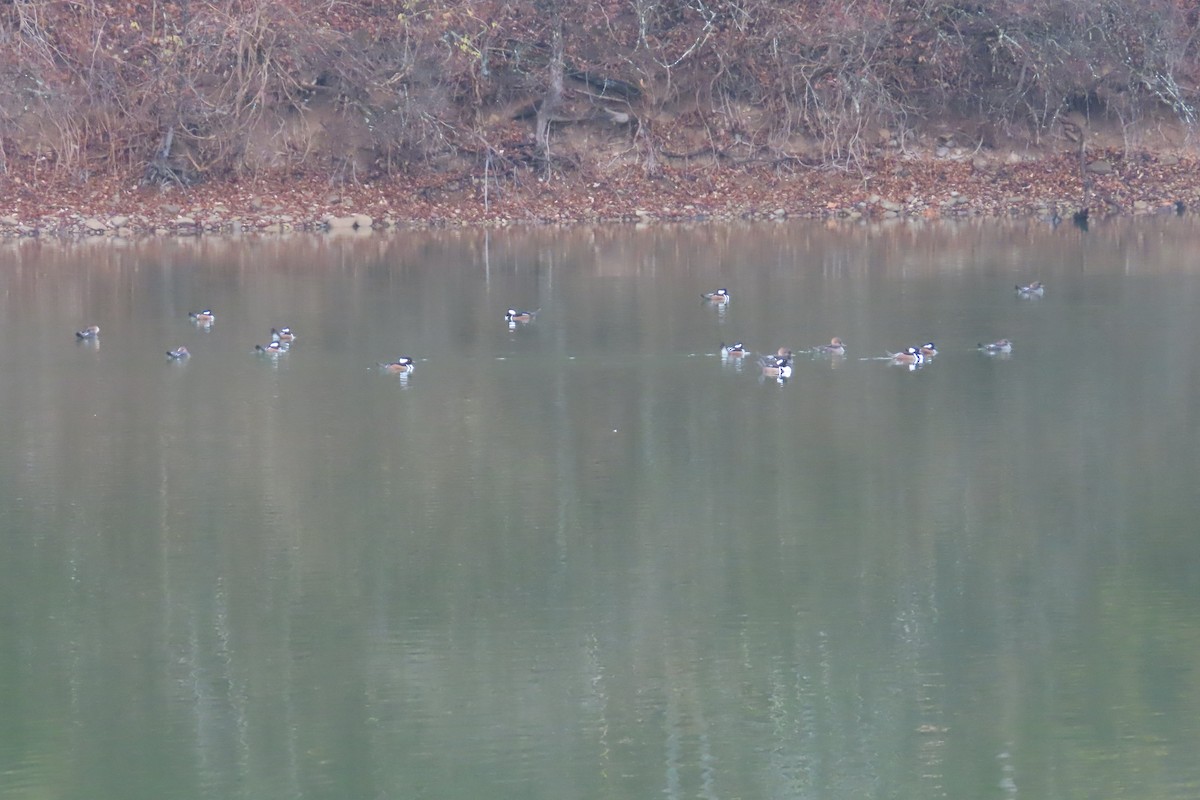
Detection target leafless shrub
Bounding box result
[2,0,1198,181]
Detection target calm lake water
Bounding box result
[2,218,1200,799]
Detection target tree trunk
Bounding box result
[535,17,564,163]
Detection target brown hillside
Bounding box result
[2,0,1199,233]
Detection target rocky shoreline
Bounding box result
[1,148,1195,238]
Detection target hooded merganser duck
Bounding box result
[166,346,190,359]
[505,309,538,324]
[701,288,731,304]
[1015,281,1044,297]
[189,309,215,323]
[889,347,925,365]
[979,338,1013,354]
[75,325,100,340]
[271,327,295,343]
[379,357,415,374]
[917,342,938,357]
[759,352,793,379]
[255,341,285,355]
[813,337,846,356]
[720,342,749,358]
